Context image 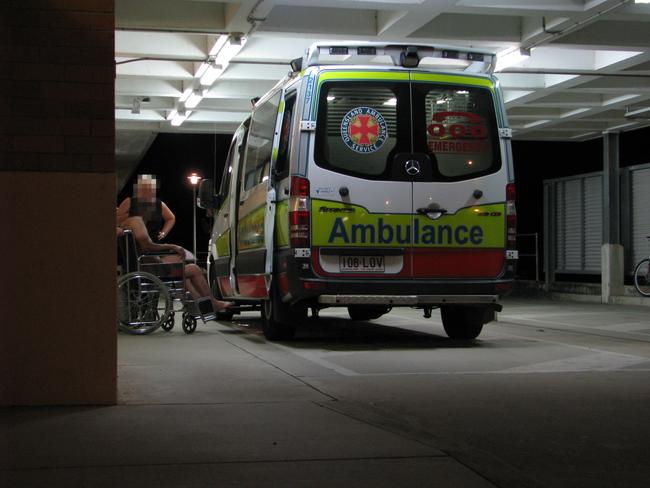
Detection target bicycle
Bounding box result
[633,236,650,296]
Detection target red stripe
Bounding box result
[237,275,268,298]
[411,248,503,278]
[278,272,289,297]
[312,247,503,279]
[218,277,233,298]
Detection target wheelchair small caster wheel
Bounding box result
[161,315,174,332]
[182,313,197,334]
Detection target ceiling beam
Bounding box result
[115,0,227,33]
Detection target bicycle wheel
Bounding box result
[633,258,650,297]
[117,271,171,334]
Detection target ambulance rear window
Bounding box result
[414,84,501,180]
[315,82,408,179]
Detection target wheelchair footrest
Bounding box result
[195,297,216,322]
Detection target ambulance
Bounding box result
[198,42,517,341]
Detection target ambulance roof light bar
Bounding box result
[303,41,495,74]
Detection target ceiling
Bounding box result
[115,0,650,167]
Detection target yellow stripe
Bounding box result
[216,229,230,256]
[318,70,410,85]
[411,72,494,91]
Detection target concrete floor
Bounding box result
[3,297,650,487]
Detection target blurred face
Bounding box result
[135,178,157,202]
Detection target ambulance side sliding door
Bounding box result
[235,91,282,298]
[213,129,243,298]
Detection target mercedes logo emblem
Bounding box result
[404,160,421,176]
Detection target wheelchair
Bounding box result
[116,230,216,335]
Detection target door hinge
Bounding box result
[506,250,519,260]
[499,128,513,139]
[300,120,316,132]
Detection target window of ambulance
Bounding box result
[315,82,410,180]
[219,137,236,199]
[274,91,297,177]
[412,84,501,181]
[242,92,281,191]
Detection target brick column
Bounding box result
[0,1,116,405]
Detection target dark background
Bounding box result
[118,133,233,257]
[120,126,650,273]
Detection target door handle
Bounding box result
[417,207,447,215]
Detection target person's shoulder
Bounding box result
[117,197,131,209]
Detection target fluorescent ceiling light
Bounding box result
[167,109,191,127]
[184,90,204,109]
[495,47,530,72]
[195,62,210,79]
[209,35,229,56]
[199,36,246,87]
[179,88,192,103]
[199,63,225,86]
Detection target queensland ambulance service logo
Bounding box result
[341,107,388,154]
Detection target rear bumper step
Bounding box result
[317,294,501,308]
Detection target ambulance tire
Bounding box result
[347,306,390,321]
[262,284,302,341]
[440,306,485,340]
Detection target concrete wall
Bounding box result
[0,0,116,405]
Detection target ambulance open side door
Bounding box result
[211,123,247,299]
[233,90,282,299]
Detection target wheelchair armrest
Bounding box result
[141,249,178,256]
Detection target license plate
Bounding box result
[339,255,385,273]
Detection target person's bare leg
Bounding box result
[185,277,200,301]
[184,263,232,310]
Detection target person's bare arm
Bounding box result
[121,216,184,258]
[116,198,131,225]
[157,201,176,240]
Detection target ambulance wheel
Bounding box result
[161,314,175,332]
[262,284,301,341]
[182,313,197,334]
[347,306,390,321]
[440,306,485,340]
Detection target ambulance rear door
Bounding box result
[409,73,506,280]
[310,71,416,278]
[310,70,506,281]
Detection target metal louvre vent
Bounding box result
[630,167,650,273]
[325,87,397,137]
[583,176,603,271]
[551,173,603,274]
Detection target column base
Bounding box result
[601,244,624,303]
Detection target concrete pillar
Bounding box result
[0,1,116,405]
[601,132,624,303]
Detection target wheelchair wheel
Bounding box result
[182,312,197,334]
[161,313,175,332]
[117,271,171,335]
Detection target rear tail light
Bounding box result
[506,183,517,250]
[289,177,310,248]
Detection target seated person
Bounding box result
[118,216,232,311]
